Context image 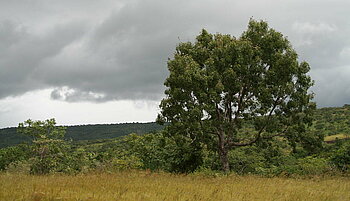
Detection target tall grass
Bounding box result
[1,171,349,201]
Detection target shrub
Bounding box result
[330,141,350,171]
[110,155,143,170]
[278,156,331,176]
[5,160,31,173]
[228,147,266,174]
[0,144,31,171]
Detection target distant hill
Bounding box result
[0,122,165,148]
[312,104,350,137]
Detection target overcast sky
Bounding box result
[0,0,349,128]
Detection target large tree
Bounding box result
[157,20,315,172]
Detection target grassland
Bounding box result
[1,171,349,201]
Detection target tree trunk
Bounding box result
[218,131,230,173]
[219,148,230,173]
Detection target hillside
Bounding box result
[312,104,350,137]
[0,122,165,148]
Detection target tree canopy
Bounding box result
[157,19,315,172]
[18,118,66,141]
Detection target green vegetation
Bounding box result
[313,104,350,138]
[1,20,350,197]
[0,122,165,148]
[15,119,89,174]
[158,19,315,172]
[1,115,349,176]
[2,105,349,149]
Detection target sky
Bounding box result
[1,0,350,128]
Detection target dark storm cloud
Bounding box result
[1,0,350,106]
[36,0,246,102]
[0,19,87,99]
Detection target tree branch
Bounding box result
[228,97,282,147]
[199,120,219,137]
[233,86,245,124]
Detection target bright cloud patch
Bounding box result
[292,22,337,34]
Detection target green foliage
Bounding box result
[110,155,143,170]
[277,156,332,176]
[0,105,349,176]
[0,128,345,176]
[330,141,350,171]
[228,147,266,174]
[28,140,68,174]
[226,147,332,176]
[197,136,334,176]
[123,133,170,171]
[312,105,350,137]
[192,166,224,177]
[0,122,165,148]
[158,19,315,172]
[18,119,66,140]
[99,132,203,173]
[5,159,31,173]
[27,141,92,174]
[0,144,30,171]
[16,118,90,174]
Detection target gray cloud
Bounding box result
[32,0,247,102]
[0,0,350,107]
[0,19,87,99]
[311,66,350,107]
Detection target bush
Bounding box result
[192,166,224,177]
[330,141,350,171]
[110,155,143,170]
[0,144,31,171]
[228,147,266,174]
[5,160,31,173]
[119,133,203,173]
[278,156,332,176]
[28,140,93,174]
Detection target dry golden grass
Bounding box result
[1,171,349,201]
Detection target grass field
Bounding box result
[1,171,349,201]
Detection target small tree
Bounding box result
[17,118,68,174]
[18,118,66,140]
[157,19,315,172]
